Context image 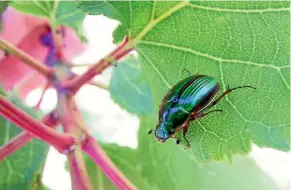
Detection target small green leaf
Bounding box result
[79,1,290,161]
[85,117,280,190]
[110,56,154,116]
[10,1,87,42]
[0,90,49,190]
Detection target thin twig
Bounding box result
[0,112,59,160]
[70,63,93,68]
[70,72,109,91]
[0,37,54,78]
[0,94,75,153]
[34,81,50,109]
[63,36,133,93]
[82,136,136,190]
[87,81,108,91]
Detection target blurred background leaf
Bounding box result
[110,56,154,116]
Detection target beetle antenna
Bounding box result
[148,129,153,134]
[183,69,191,76]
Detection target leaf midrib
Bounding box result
[131,1,290,45]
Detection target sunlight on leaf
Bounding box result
[79,1,290,162]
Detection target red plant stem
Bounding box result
[57,94,93,190]
[82,136,136,190]
[70,72,108,91]
[0,94,75,153]
[67,146,93,190]
[63,36,133,93]
[0,37,54,78]
[0,112,59,160]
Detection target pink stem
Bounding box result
[63,36,133,93]
[0,94,75,153]
[67,147,93,190]
[0,112,59,160]
[82,136,136,190]
[34,81,50,109]
[57,94,93,190]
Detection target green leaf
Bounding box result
[85,117,280,190]
[10,1,87,42]
[79,1,290,161]
[110,56,154,116]
[0,91,49,190]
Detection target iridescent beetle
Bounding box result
[149,74,255,147]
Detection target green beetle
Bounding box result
[149,74,255,147]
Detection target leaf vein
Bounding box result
[137,48,171,89]
[139,40,290,89]
[188,3,290,13]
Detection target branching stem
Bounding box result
[0,112,59,160]
[0,94,75,153]
[63,36,133,93]
[57,93,93,190]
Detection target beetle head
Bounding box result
[154,122,175,142]
[155,127,168,142]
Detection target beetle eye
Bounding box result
[168,129,175,135]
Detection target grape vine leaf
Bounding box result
[0,89,49,190]
[79,1,290,162]
[110,56,154,116]
[10,1,87,42]
[84,116,279,190]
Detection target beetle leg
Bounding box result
[183,69,191,76]
[170,136,181,145]
[182,123,191,147]
[209,85,256,107]
[190,109,222,120]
